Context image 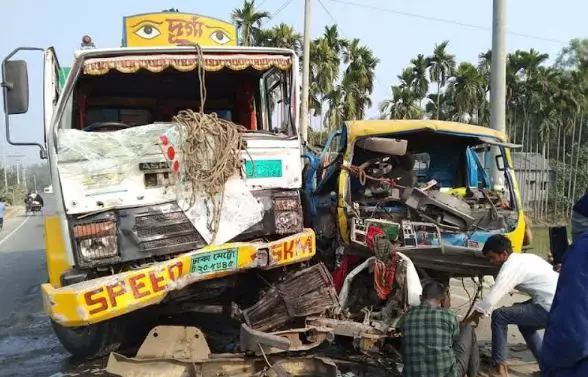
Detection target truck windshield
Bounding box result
[62,60,294,136]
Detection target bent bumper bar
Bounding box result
[42,229,316,327]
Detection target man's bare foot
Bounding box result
[492,363,509,377]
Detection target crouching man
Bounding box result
[465,234,559,376]
[399,280,479,377]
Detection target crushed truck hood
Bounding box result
[57,123,302,215]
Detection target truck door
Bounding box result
[44,47,61,141]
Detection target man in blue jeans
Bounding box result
[465,234,559,376]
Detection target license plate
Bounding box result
[244,160,282,178]
[83,173,124,189]
[190,248,238,275]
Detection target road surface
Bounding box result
[0,195,104,377]
[0,194,540,376]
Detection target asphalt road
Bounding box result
[0,194,540,376]
[0,195,104,377]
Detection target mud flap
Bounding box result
[106,353,193,377]
[136,326,210,362]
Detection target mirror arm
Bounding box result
[2,47,47,158]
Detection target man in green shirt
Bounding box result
[399,280,479,377]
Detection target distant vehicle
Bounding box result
[44,186,53,194]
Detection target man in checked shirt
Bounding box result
[399,280,480,377]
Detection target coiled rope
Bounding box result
[171,44,248,242]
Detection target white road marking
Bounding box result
[0,216,30,247]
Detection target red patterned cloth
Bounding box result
[373,255,398,300]
[332,255,359,293]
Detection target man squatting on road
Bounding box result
[465,234,559,377]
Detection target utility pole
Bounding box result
[3,156,6,189]
[489,0,507,189]
[300,0,312,143]
[22,164,27,192]
[2,153,24,188]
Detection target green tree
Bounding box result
[427,41,456,119]
[341,39,379,120]
[410,54,429,99]
[231,0,271,47]
[447,62,486,124]
[380,68,423,120]
[256,23,302,54]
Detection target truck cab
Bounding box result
[303,120,527,279]
[1,11,314,359]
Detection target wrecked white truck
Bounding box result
[1,38,315,359]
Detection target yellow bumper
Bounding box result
[42,229,315,327]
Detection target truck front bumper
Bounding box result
[42,229,315,327]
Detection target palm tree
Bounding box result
[309,26,346,128]
[556,38,588,69]
[324,86,345,131]
[323,25,347,59]
[342,39,379,119]
[231,0,271,46]
[427,41,456,119]
[410,54,429,99]
[379,67,423,120]
[448,62,486,124]
[257,23,302,53]
[253,28,273,46]
[379,85,422,120]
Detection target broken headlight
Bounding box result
[273,192,304,235]
[73,220,118,261]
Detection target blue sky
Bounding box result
[2,0,586,164]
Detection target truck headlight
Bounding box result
[73,221,118,261]
[273,192,304,235]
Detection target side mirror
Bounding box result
[495,154,505,171]
[2,60,29,114]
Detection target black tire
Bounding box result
[51,318,127,360]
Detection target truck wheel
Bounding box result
[51,318,127,360]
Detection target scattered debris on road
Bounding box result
[100,260,412,377]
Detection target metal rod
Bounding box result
[299,0,312,143]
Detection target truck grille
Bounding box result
[128,204,206,253]
[141,233,204,251]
